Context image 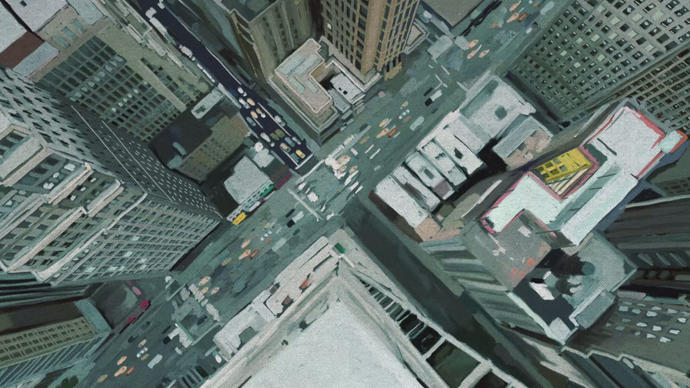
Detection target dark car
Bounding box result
[424,98,433,106]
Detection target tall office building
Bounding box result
[0,67,220,286]
[606,196,690,295]
[0,272,95,310]
[321,0,421,81]
[567,291,690,386]
[205,229,526,388]
[509,0,690,125]
[0,299,110,387]
[605,47,690,135]
[422,102,686,344]
[0,0,212,143]
[648,146,690,196]
[182,0,315,81]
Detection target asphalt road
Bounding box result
[132,0,312,170]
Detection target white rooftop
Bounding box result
[375,176,428,228]
[483,106,686,246]
[224,157,270,204]
[0,6,26,52]
[6,0,66,31]
[245,301,422,388]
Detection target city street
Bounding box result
[82,1,570,387]
[132,0,313,170]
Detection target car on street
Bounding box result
[148,354,163,369]
[274,129,285,138]
[238,98,249,109]
[237,87,246,96]
[280,143,290,152]
[126,366,136,376]
[136,347,148,359]
[250,111,258,120]
[284,137,296,147]
[245,117,256,127]
[117,356,127,366]
[387,127,399,138]
[295,150,306,159]
[256,108,266,118]
[246,98,256,106]
[138,339,147,348]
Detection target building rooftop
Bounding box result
[224,156,270,204]
[460,76,535,139]
[0,5,26,53]
[482,105,687,246]
[246,301,423,388]
[374,176,429,228]
[493,116,552,159]
[422,0,484,28]
[221,0,276,20]
[274,39,332,115]
[5,0,66,31]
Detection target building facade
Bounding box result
[0,68,220,286]
[567,291,690,386]
[205,229,526,388]
[509,0,690,124]
[321,0,420,81]
[0,299,110,387]
[186,0,314,81]
[648,146,690,196]
[14,0,211,143]
[0,272,94,310]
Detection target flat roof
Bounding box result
[493,116,552,158]
[375,176,429,228]
[0,5,26,52]
[245,300,422,388]
[224,157,270,204]
[483,106,686,246]
[275,39,332,114]
[422,0,484,28]
[6,0,66,31]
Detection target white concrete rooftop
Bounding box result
[245,300,422,388]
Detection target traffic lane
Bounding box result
[134,0,313,169]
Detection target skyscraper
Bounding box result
[606,196,690,294]
[422,102,686,343]
[4,0,212,143]
[509,0,690,125]
[567,291,690,386]
[321,0,421,81]
[0,67,220,286]
[0,272,95,310]
[0,299,110,387]
[182,0,315,81]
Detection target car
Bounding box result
[274,114,283,124]
[280,143,290,152]
[260,133,271,143]
[148,354,163,369]
[162,336,171,345]
[250,111,258,119]
[237,87,246,96]
[285,208,295,218]
[246,98,256,106]
[126,366,135,376]
[379,118,390,128]
[274,129,285,138]
[295,150,306,159]
[270,132,280,141]
[114,366,128,377]
[141,353,150,361]
[387,127,399,138]
[423,87,434,96]
[238,98,248,108]
[136,347,148,359]
[287,219,295,228]
[256,108,266,118]
[284,137,295,147]
[245,117,256,127]
[117,356,127,366]
[424,98,433,106]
